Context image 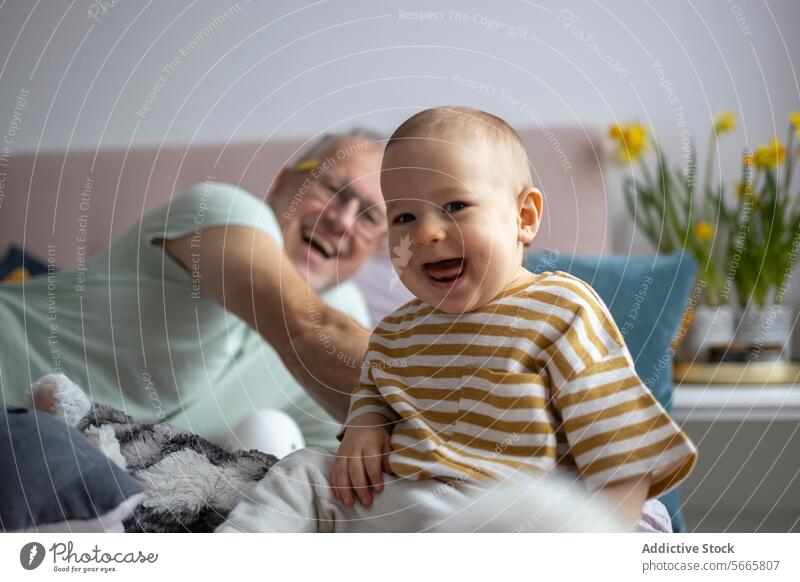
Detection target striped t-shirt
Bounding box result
[345,271,697,498]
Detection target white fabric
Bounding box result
[216,448,628,533]
[225,409,306,458]
[637,499,673,533]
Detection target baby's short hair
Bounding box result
[385,106,533,193]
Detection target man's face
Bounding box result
[270,138,386,292]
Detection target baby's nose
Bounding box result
[413,214,446,245]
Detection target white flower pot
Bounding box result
[677,305,735,362]
[736,304,794,361]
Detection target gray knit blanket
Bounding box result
[32,374,278,533]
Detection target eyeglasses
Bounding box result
[293,160,387,241]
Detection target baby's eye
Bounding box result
[444,201,467,213]
[393,213,415,225]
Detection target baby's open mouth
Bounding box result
[423,257,467,284]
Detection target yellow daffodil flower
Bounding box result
[695,222,715,243]
[713,111,736,136]
[608,123,648,162]
[790,112,800,138]
[753,137,786,169]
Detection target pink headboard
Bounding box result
[0,139,305,267]
[0,127,609,320]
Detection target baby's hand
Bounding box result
[332,412,394,507]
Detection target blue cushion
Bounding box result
[525,251,697,532]
[0,245,51,279]
[0,406,142,531]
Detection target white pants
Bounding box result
[218,447,482,532]
[217,447,650,533]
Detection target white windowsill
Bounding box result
[672,384,800,422]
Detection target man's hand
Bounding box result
[332,412,394,507]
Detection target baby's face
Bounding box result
[381,138,531,313]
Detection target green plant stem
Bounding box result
[788,147,800,217]
[704,129,717,221]
[783,125,795,200]
[637,155,675,252]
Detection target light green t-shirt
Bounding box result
[0,182,370,449]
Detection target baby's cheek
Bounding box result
[468,248,494,279]
[399,267,420,291]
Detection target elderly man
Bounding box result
[0,130,386,450]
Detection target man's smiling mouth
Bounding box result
[302,227,337,259]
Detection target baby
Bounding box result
[219,106,696,533]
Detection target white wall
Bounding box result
[2,0,799,291]
[2,1,797,150]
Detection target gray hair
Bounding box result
[294,127,385,165]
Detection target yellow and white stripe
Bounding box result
[345,272,697,498]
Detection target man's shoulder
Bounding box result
[175,181,269,216]
[168,181,280,240]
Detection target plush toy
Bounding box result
[30,374,278,532]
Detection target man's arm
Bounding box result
[161,225,369,422]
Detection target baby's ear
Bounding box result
[517,187,543,245]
